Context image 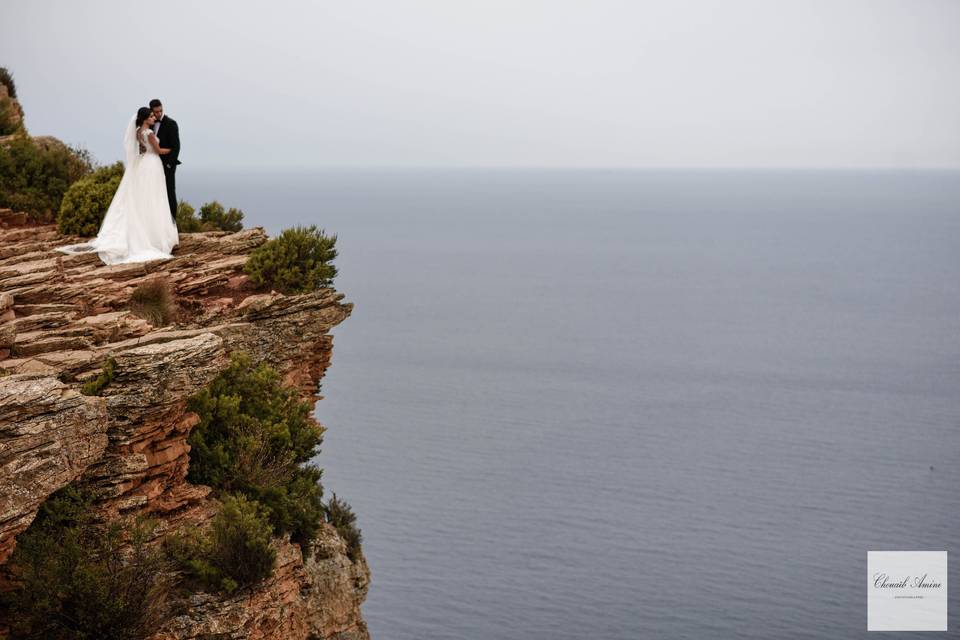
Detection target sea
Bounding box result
[180,169,960,639]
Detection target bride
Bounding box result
[57,107,180,265]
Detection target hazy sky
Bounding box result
[3,0,959,169]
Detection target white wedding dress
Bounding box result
[57,116,179,265]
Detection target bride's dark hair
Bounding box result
[135,106,152,127]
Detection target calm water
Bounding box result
[181,170,960,639]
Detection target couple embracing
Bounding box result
[58,99,182,265]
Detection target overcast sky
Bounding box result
[3,0,959,169]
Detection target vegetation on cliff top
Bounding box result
[0,133,92,222]
[198,200,244,232]
[0,67,22,136]
[175,199,246,233]
[0,67,18,100]
[59,173,245,238]
[56,162,124,236]
[244,225,338,293]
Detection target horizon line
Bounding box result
[176,165,960,173]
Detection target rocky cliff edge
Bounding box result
[0,209,369,640]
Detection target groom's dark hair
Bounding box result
[149,98,162,108]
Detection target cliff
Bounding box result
[0,208,369,639]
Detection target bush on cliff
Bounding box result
[2,486,172,640]
[0,67,22,136]
[56,161,124,236]
[176,200,203,232]
[198,200,244,232]
[174,199,244,233]
[0,133,92,222]
[166,494,276,594]
[244,225,337,294]
[0,67,18,100]
[325,493,363,562]
[187,351,326,547]
[0,102,19,136]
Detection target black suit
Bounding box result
[155,115,181,220]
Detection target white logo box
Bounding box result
[868,551,947,631]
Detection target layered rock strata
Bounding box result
[0,215,369,639]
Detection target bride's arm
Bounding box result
[146,131,171,155]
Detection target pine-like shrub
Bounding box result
[0,67,20,136]
[0,67,17,99]
[0,133,92,222]
[198,200,244,232]
[2,487,172,640]
[57,161,124,236]
[187,351,326,546]
[166,494,276,594]
[325,493,363,562]
[176,200,203,232]
[244,225,337,294]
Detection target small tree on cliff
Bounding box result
[186,351,326,547]
[2,487,173,640]
[0,67,23,135]
[244,225,338,294]
[57,162,124,236]
[198,200,244,232]
[165,493,276,594]
[0,134,92,222]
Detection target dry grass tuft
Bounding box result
[129,277,177,327]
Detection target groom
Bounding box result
[149,98,180,222]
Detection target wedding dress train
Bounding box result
[57,117,179,265]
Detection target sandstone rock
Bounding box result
[149,525,370,640]
[0,224,364,638]
[0,374,108,562]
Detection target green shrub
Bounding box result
[176,200,203,232]
[244,225,337,294]
[198,200,244,232]
[2,487,172,640]
[0,99,20,137]
[187,351,326,546]
[325,493,363,562]
[0,133,92,222]
[0,107,20,136]
[166,494,276,594]
[57,161,123,236]
[0,67,20,136]
[130,277,177,327]
[174,200,244,233]
[0,67,17,99]
[81,357,116,396]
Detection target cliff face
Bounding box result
[0,208,369,639]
